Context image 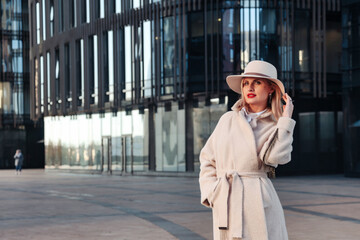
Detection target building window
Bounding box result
[80,0,90,23]
[42,0,46,40]
[36,2,40,44]
[115,0,121,13]
[40,55,44,113]
[65,43,71,107]
[81,0,86,23]
[108,0,115,14]
[5,38,24,73]
[50,0,54,37]
[47,51,51,111]
[13,82,24,115]
[34,58,39,115]
[102,32,109,102]
[0,82,11,114]
[95,0,105,19]
[124,26,132,101]
[155,103,186,172]
[116,28,125,102]
[100,0,105,18]
[76,39,84,106]
[108,31,114,102]
[88,35,98,105]
[94,35,98,105]
[240,7,260,66]
[143,21,152,98]
[58,0,64,32]
[55,48,60,109]
[163,17,174,95]
[133,0,141,9]
[101,31,115,103]
[71,0,77,28]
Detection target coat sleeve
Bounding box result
[199,132,220,208]
[259,117,296,167]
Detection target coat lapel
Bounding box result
[237,111,258,157]
[231,100,258,157]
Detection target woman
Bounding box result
[14,149,24,175]
[199,60,295,240]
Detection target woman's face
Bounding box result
[242,77,274,111]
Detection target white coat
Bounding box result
[199,100,296,240]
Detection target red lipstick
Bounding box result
[247,93,256,98]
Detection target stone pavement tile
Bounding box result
[1,216,177,240]
[158,211,213,240]
[285,210,360,240]
[297,201,360,220]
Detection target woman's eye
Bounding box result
[243,81,249,86]
[255,81,262,85]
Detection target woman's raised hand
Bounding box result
[282,93,294,118]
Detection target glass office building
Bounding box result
[0,0,43,169]
[29,0,344,175]
[342,0,360,177]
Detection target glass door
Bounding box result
[101,136,112,174]
[121,135,133,174]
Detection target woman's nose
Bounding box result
[248,84,254,91]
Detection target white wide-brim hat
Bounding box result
[226,60,285,95]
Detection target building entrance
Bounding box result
[101,136,112,174]
[121,135,133,174]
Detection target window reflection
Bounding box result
[133,0,141,9]
[86,0,90,23]
[76,39,84,107]
[240,6,260,67]
[36,2,40,44]
[40,56,44,113]
[55,48,60,109]
[143,21,152,98]
[0,82,12,114]
[115,0,121,13]
[100,0,105,18]
[12,82,24,115]
[108,31,114,102]
[50,0,54,37]
[155,103,185,172]
[163,17,174,95]
[193,98,228,172]
[34,58,39,115]
[42,0,46,40]
[116,29,125,102]
[88,35,99,105]
[299,113,316,153]
[65,43,71,108]
[46,51,51,111]
[124,26,132,101]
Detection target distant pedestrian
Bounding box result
[199,60,295,239]
[14,149,24,175]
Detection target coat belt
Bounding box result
[216,170,268,239]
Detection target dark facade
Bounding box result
[342,0,360,177]
[0,0,44,169]
[29,0,343,175]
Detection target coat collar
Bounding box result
[231,99,275,121]
[231,100,276,157]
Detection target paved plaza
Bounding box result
[0,170,359,240]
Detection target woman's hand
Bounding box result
[282,93,294,118]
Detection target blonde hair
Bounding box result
[239,78,283,120]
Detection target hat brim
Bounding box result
[226,74,285,95]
